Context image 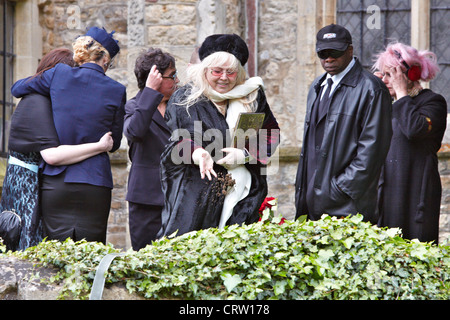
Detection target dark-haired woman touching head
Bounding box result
[124,48,179,250]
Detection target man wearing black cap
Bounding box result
[294,24,392,223]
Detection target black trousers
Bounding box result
[128,202,162,251]
[41,171,111,244]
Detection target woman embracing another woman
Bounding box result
[11,27,126,244]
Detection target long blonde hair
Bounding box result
[72,36,110,66]
[182,51,257,111]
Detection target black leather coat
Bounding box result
[295,58,393,223]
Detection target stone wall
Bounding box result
[258,0,299,220]
[106,148,130,249]
[438,151,450,243]
[0,256,142,300]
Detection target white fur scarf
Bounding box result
[208,76,265,133]
[208,76,265,104]
[211,77,264,228]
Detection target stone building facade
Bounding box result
[2,0,450,249]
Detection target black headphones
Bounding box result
[393,50,422,81]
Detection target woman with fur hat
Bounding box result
[157,34,280,238]
[373,42,447,243]
[11,27,126,244]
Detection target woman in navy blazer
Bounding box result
[11,27,126,244]
[124,48,179,250]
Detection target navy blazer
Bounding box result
[11,63,126,189]
[124,87,171,206]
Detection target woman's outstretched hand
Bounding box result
[216,147,246,170]
[192,148,217,180]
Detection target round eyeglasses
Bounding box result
[162,71,178,81]
[209,68,237,78]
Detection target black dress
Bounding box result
[157,85,280,238]
[0,94,59,251]
[378,89,447,243]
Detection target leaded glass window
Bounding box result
[337,0,411,69]
[430,0,450,110]
[0,0,15,156]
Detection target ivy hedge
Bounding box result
[1,214,449,300]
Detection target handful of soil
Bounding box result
[211,172,235,199]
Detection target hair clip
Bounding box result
[86,40,94,49]
[393,50,402,60]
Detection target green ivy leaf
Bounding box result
[273,280,287,296]
[410,244,429,260]
[221,273,242,293]
[318,249,334,261]
[342,237,355,249]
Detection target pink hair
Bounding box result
[372,42,440,82]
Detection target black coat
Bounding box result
[9,93,59,153]
[378,89,447,243]
[295,58,393,223]
[124,87,170,206]
[157,84,280,238]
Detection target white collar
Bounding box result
[321,56,356,87]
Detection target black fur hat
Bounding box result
[198,34,249,66]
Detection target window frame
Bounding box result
[336,0,412,70]
[1,0,16,157]
[430,0,450,110]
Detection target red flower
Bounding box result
[258,197,282,224]
[259,197,276,213]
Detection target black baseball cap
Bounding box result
[316,24,352,52]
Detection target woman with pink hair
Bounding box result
[373,42,447,243]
